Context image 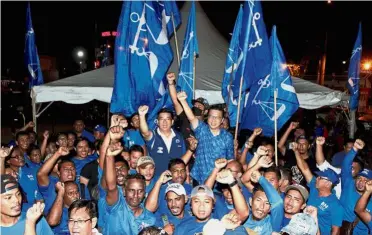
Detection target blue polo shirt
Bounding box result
[157,182,192,215]
[155,209,193,228]
[191,121,234,184]
[145,176,158,198]
[340,148,371,234]
[19,165,43,212]
[0,212,53,234]
[103,194,156,235]
[71,153,98,182]
[123,129,145,148]
[81,129,95,143]
[145,128,186,176]
[37,175,64,215]
[51,207,69,235]
[307,177,343,235]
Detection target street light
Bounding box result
[77,51,84,58]
[342,61,346,64]
[363,62,371,70]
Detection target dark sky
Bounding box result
[2,1,372,79]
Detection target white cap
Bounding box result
[165,183,186,196]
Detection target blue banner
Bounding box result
[347,23,362,111]
[110,1,173,116]
[222,5,244,127]
[25,2,43,88]
[177,1,199,106]
[241,26,299,136]
[232,0,271,98]
[162,0,181,37]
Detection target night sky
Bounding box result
[2,1,372,79]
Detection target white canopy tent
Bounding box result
[31,1,347,128]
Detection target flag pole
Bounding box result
[171,13,180,68]
[193,52,196,99]
[234,74,244,142]
[226,63,235,116]
[274,88,278,166]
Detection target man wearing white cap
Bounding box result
[136,156,157,197]
[154,183,192,234]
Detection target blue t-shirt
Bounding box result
[281,216,291,229]
[157,182,192,215]
[19,165,43,212]
[123,129,145,148]
[307,177,343,235]
[244,215,273,235]
[145,176,158,198]
[51,207,69,235]
[37,175,62,215]
[145,128,186,176]
[103,194,156,235]
[368,220,372,231]
[191,121,234,184]
[72,153,98,182]
[174,217,209,235]
[213,193,233,220]
[0,212,53,235]
[155,209,193,228]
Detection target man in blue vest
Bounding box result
[138,105,186,176]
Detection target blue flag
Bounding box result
[232,0,271,98]
[25,2,43,88]
[222,5,244,127]
[241,26,299,136]
[162,0,181,37]
[347,23,362,111]
[110,1,173,116]
[177,1,199,106]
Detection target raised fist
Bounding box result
[221,213,241,230]
[107,142,123,157]
[187,136,198,151]
[366,180,372,193]
[119,119,128,129]
[216,169,235,185]
[257,156,273,169]
[256,146,268,156]
[109,126,125,141]
[160,170,173,184]
[215,158,228,170]
[27,121,35,128]
[26,202,45,224]
[0,146,12,159]
[316,137,325,146]
[43,130,50,139]
[354,139,365,151]
[290,142,298,152]
[167,72,176,82]
[289,122,299,130]
[177,92,187,101]
[110,114,120,128]
[55,182,65,194]
[138,105,149,116]
[57,147,69,156]
[253,128,263,136]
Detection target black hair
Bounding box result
[58,159,75,171]
[129,144,144,155]
[28,130,37,137]
[168,158,186,170]
[68,199,98,219]
[253,184,266,195]
[278,167,292,182]
[15,131,29,141]
[130,112,139,122]
[157,108,174,120]
[124,173,145,189]
[75,137,90,147]
[114,155,129,168]
[344,138,355,146]
[6,146,21,162]
[27,145,41,156]
[263,166,281,180]
[138,226,168,235]
[207,104,225,117]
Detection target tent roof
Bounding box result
[31,1,347,109]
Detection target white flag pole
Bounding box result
[234,75,244,142]
[193,52,196,99]
[274,88,278,166]
[171,13,180,68]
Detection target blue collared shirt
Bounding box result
[307,177,343,235]
[191,121,234,184]
[103,194,156,235]
[51,207,69,235]
[145,128,186,176]
[155,209,193,228]
[0,212,53,234]
[18,165,43,212]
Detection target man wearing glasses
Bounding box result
[177,91,234,184]
[292,142,343,235]
[68,200,101,235]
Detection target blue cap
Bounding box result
[357,169,372,180]
[94,125,107,134]
[315,168,340,185]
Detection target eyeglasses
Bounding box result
[68,218,91,226]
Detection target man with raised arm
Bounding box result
[177,91,233,184]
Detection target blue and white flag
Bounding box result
[347,23,362,111]
[241,26,299,136]
[162,0,181,37]
[25,2,43,88]
[110,1,173,116]
[177,1,199,106]
[222,5,244,127]
[232,0,271,98]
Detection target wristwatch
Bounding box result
[228,180,238,188]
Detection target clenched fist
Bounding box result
[138,105,149,116]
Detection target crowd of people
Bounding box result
[1,72,372,235]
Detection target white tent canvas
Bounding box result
[31,2,346,110]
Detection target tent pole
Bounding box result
[31,90,37,133]
[274,89,278,166]
[37,102,54,118]
[171,13,180,68]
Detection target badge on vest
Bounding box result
[176,139,180,143]
[157,147,164,154]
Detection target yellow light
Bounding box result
[364,63,371,70]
